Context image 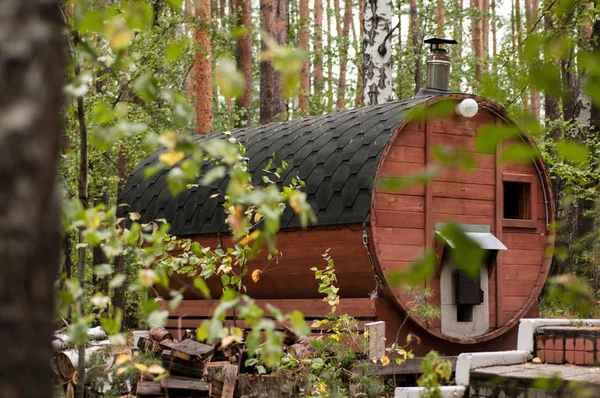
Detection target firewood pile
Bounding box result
[134,327,241,398]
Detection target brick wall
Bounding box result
[535,326,600,366]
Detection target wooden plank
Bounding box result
[160,375,210,392]
[425,120,434,252]
[221,364,238,398]
[378,244,424,261]
[373,210,425,228]
[160,339,214,360]
[432,197,495,217]
[392,130,425,148]
[162,298,377,319]
[495,119,504,329]
[136,380,161,396]
[380,160,424,177]
[503,249,545,265]
[432,181,496,201]
[369,356,457,375]
[435,167,496,185]
[374,227,425,246]
[166,318,371,331]
[373,193,425,212]
[386,146,426,163]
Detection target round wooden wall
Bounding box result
[370,94,555,344]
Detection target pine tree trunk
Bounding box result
[491,0,497,56]
[529,0,540,119]
[234,0,252,124]
[482,0,489,58]
[453,0,463,59]
[336,0,352,109]
[327,0,334,107]
[543,11,560,130]
[313,0,324,94]
[193,0,213,134]
[0,1,63,396]
[113,148,127,325]
[436,0,445,37]
[298,0,310,111]
[362,0,394,105]
[409,0,421,93]
[471,0,483,80]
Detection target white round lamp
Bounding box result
[456,98,479,118]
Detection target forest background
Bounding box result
[1,0,600,396]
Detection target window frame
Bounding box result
[502,173,537,229]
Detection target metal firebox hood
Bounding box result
[435,223,507,251]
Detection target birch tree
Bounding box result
[362,0,394,105]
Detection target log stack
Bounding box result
[135,327,239,398]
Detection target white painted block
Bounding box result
[517,318,600,353]
[395,386,466,398]
[364,321,386,361]
[455,350,528,386]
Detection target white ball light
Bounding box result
[456,98,479,118]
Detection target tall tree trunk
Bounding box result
[453,0,463,60]
[0,1,63,397]
[260,0,287,123]
[113,149,127,325]
[511,0,516,51]
[327,0,334,108]
[529,0,540,119]
[298,0,310,111]
[471,0,483,80]
[543,11,560,131]
[234,0,252,124]
[314,0,324,94]
[193,0,213,134]
[436,0,445,37]
[482,0,489,59]
[409,0,421,93]
[491,0,497,56]
[336,0,352,109]
[362,0,394,105]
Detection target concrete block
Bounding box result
[455,350,528,386]
[394,386,466,398]
[364,321,386,361]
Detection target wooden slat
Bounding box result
[221,364,238,398]
[368,356,457,375]
[165,319,371,331]
[495,121,504,328]
[162,298,377,319]
[373,193,425,212]
[373,210,425,228]
[432,197,495,217]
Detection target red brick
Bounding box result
[597,349,600,363]
[554,349,564,364]
[566,351,575,364]
[585,352,594,365]
[555,338,564,350]
[545,350,555,363]
[575,351,585,365]
[576,337,585,351]
[545,338,555,350]
[566,337,575,350]
[585,338,594,351]
[537,349,546,363]
[536,336,545,350]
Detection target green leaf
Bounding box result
[123,2,154,31]
[288,310,310,337]
[193,277,211,298]
[166,39,188,61]
[215,57,245,99]
[147,310,169,328]
[437,222,484,278]
[133,73,159,103]
[165,0,184,10]
[554,140,589,164]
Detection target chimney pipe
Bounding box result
[423,38,458,92]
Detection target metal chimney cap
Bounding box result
[424,38,458,51]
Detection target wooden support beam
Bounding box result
[495,116,504,328]
[221,364,239,398]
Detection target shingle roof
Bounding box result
[118,96,431,235]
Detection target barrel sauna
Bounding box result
[119,91,555,356]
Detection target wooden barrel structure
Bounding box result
[119,93,555,355]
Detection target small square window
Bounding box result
[503,181,531,220]
[502,173,537,228]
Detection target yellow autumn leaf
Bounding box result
[253,213,262,223]
[115,354,131,366]
[239,230,260,246]
[159,151,185,166]
[318,382,328,392]
[116,367,128,376]
[138,269,156,288]
[330,333,340,341]
[251,269,262,283]
[129,212,141,221]
[227,204,245,234]
[147,364,166,375]
[105,18,134,50]
[289,191,306,214]
[134,363,148,372]
[221,333,243,347]
[159,131,178,149]
[380,356,390,366]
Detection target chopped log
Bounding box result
[72,370,79,386]
[288,339,313,360]
[162,350,205,378]
[56,346,105,379]
[182,329,195,340]
[136,380,162,396]
[282,325,300,346]
[137,336,163,352]
[204,361,229,398]
[87,326,108,341]
[66,382,75,398]
[160,375,211,392]
[236,374,293,398]
[52,339,68,351]
[160,339,214,361]
[150,326,174,343]
[221,364,238,398]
